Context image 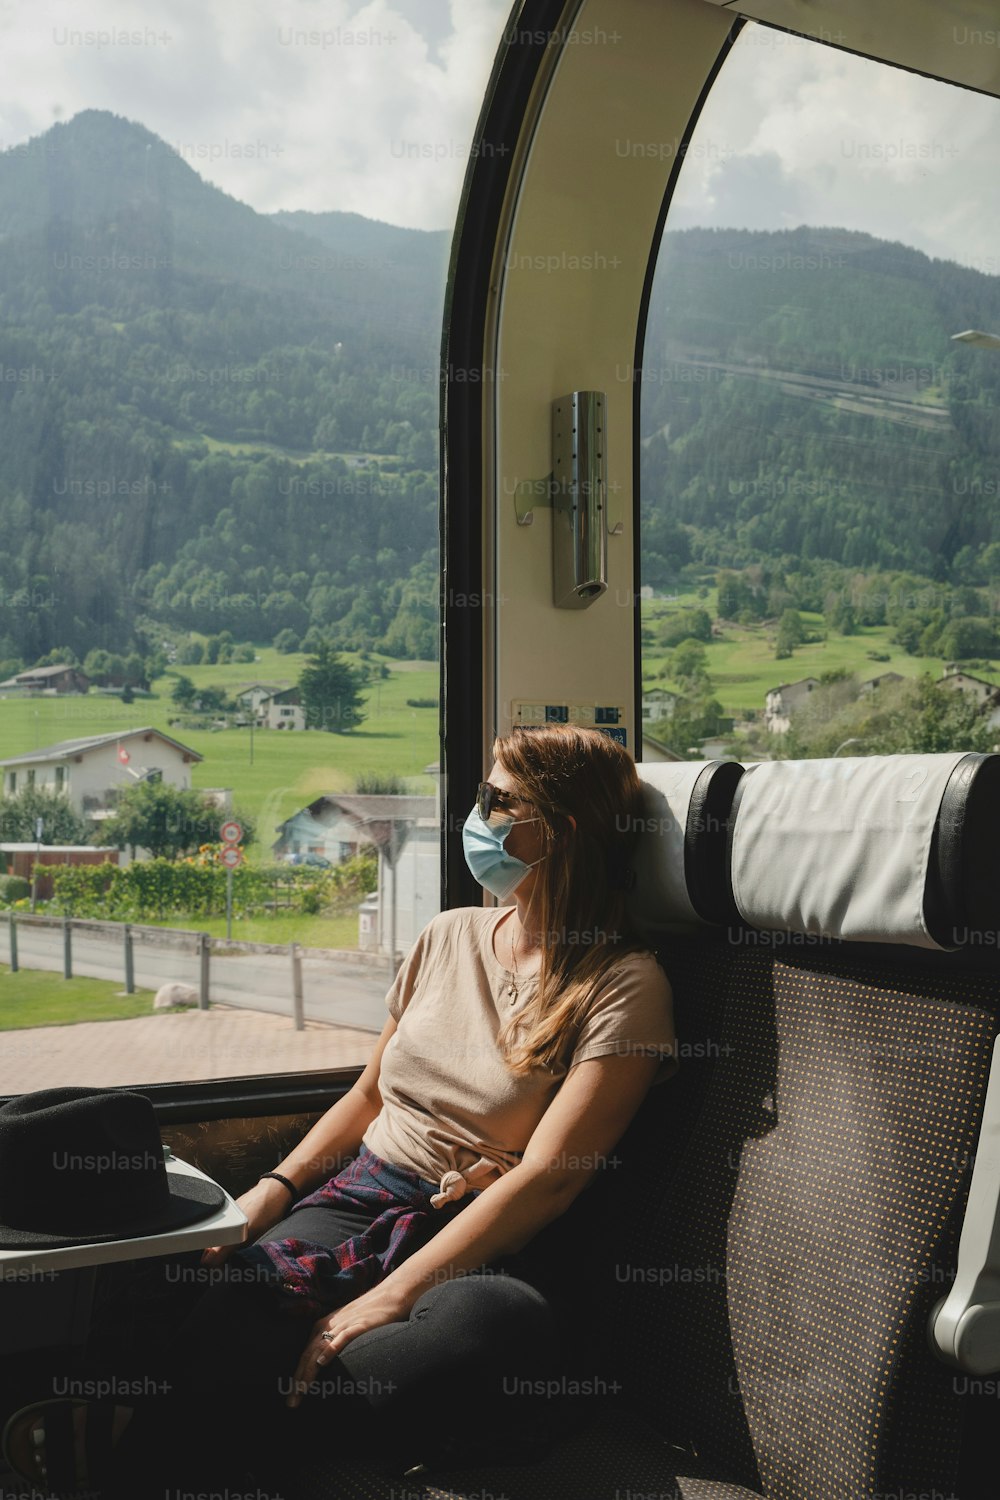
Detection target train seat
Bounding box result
[282,750,1000,1500]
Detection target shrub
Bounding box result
[328,848,378,901]
[45,857,374,922]
[0,875,30,904]
[0,789,92,845]
[354,772,405,795]
[658,608,713,648]
[405,698,438,708]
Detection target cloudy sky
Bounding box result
[670,27,1000,276]
[1,0,998,272]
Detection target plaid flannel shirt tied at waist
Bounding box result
[232,1146,503,1318]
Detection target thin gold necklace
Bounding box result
[507,921,520,1000]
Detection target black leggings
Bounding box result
[99,1197,563,1493]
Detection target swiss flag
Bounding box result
[118,745,130,764]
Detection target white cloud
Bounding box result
[668,25,1000,273]
[0,4,997,271]
[0,0,512,229]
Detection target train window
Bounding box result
[639,23,1000,766]
[0,4,508,1091]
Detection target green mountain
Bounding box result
[0,113,999,673]
[0,111,448,666]
[270,208,449,286]
[640,226,1000,582]
[0,110,446,350]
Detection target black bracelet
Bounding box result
[259,1171,299,1203]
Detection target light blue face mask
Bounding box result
[462,804,545,902]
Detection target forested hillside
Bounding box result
[0,111,447,666]
[641,226,1000,583]
[1,111,999,672]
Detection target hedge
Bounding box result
[46,850,377,922]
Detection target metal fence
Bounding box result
[0,912,390,1032]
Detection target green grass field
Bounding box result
[0,965,155,1029]
[0,647,439,853]
[639,592,992,719]
[173,435,400,467]
[1,610,990,847]
[142,909,361,948]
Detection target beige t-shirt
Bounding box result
[361,906,676,1204]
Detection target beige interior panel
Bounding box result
[699,0,1000,97]
[489,0,734,757]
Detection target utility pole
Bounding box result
[30,816,43,912]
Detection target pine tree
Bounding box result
[297,641,366,732]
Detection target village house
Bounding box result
[274,797,367,865]
[0,663,90,695]
[274,792,439,956]
[641,688,679,724]
[235,683,305,730]
[235,683,283,715]
[858,671,904,696]
[0,728,203,823]
[763,677,820,734]
[937,667,999,705]
[938,668,1000,730]
[264,694,305,731]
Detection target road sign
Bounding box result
[220,820,243,845]
[220,846,243,869]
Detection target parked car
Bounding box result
[283,852,331,868]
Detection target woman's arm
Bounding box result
[273,1014,396,1194]
[200,1016,396,1264]
[387,1049,661,1290]
[287,1049,661,1401]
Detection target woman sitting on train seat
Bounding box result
[4,723,676,1495]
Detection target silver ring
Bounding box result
[320,1331,335,1343]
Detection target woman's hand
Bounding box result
[286,1280,415,1408]
[199,1177,295,1266]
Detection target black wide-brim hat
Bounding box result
[0,1086,226,1248]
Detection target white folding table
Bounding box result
[0,1150,247,1354]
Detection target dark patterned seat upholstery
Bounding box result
[291,1404,765,1500]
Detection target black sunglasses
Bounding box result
[477,782,529,821]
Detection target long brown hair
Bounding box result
[490,725,645,1075]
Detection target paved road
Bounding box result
[0,924,391,1033]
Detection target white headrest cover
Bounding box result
[730,752,969,948]
[628,762,713,929]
